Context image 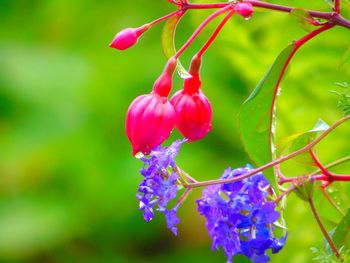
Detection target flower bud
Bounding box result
[170,86,212,142]
[153,58,177,97]
[235,3,254,19]
[110,24,150,50]
[126,93,176,155]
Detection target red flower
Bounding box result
[170,72,212,142]
[126,58,177,155]
[126,93,176,155]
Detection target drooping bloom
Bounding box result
[170,56,212,141]
[126,59,177,155]
[235,2,254,19]
[109,24,150,50]
[197,165,287,263]
[126,93,176,155]
[136,140,185,235]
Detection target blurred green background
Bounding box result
[0,0,350,262]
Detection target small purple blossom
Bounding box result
[197,165,287,263]
[136,140,185,235]
[164,207,180,236]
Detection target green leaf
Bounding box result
[322,0,335,8]
[290,8,316,32]
[161,14,191,79]
[339,45,350,68]
[239,43,295,190]
[333,208,350,249]
[330,82,350,116]
[310,246,341,263]
[294,180,315,202]
[315,182,349,224]
[284,119,330,166]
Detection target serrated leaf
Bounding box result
[333,208,350,249]
[330,82,350,116]
[239,43,295,190]
[290,8,316,32]
[311,245,340,263]
[161,14,191,79]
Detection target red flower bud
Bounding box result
[110,24,150,50]
[235,3,254,19]
[126,93,176,155]
[153,58,177,97]
[170,73,212,142]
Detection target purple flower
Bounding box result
[197,165,287,263]
[163,207,180,236]
[271,234,288,254]
[136,140,185,235]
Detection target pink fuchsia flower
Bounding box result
[126,93,176,155]
[170,84,212,142]
[235,2,254,19]
[126,58,177,155]
[170,56,212,142]
[110,24,150,50]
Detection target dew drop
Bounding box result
[135,152,144,159]
[244,16,252,21]
[178,69,192,79]
[277,88,282,97]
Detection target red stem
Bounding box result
[278,173,350,183]
[149,9,184,26]
[309,148,350,183]
[274,184,296,203]
[308,198,341,259]
[309,148,330,176]
[174,6,232,59]
[335,0,340,13]
[185,115,350,188]
[295,24,335,46]
[315,173,350,182]
[184,1,331,19]
[269,24,333,169]
[182,1,350,29]
[197,10,235,58]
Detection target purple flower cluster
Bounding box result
[136,140,185,235]
[197,165,287,263]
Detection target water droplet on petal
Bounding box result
[135,152,145,159]
[178,69,192,79]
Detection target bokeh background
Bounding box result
[1,0,350,262]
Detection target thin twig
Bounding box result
[309,156,350,177]
[308,198,341,259]
[182,1,350,29]
[184,115,350,188]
